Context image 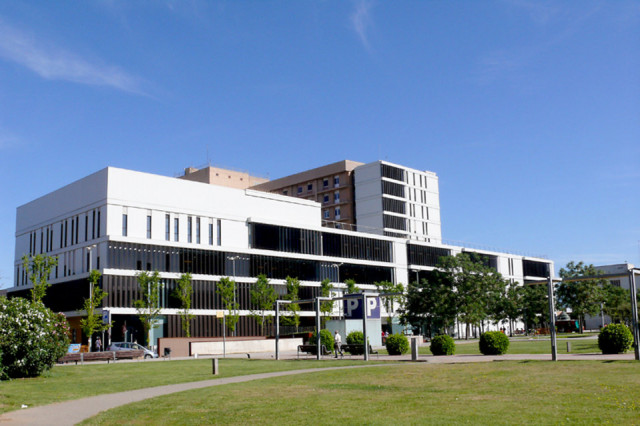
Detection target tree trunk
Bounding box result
[465,322,470,340]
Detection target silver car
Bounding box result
[108,342,158,359]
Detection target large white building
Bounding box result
[11,166,553,346]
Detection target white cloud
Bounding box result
[0,18,145,95]
[350,0,374,50]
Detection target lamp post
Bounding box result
[86,244,97,351]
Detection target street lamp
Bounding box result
[86,244,97,351]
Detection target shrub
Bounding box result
[0,297,70,379]
[310,329,334,352]
[385,333,410,355]
[598,324,633,354]
[430,335,456,356]
[479,331,510,355]
[346,331,365,355]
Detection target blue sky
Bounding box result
[0,1,638,287]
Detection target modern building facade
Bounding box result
[11,167,553,346]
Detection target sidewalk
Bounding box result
[1,352,635,425]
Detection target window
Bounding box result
[283,190,288,195]
[323,178,329,188]
[323,210,330,219]
[334,207,341,219]
[334,191,340,203]
[307,183,313,191]
[209,222,213,245]
[196,217,201,244]
[297,186,302,194]
[146,215,152,239]
[165,214,170,241]
[188,217,193,243]
[334,175,340,187]
[610,280,621,287]
[217,219,222,246]
[92,210,96,239]
[174,218,179,241]
[122,214,128,236]
[97,210,101,238]
[84,215,88,241]
[323,194,329,204]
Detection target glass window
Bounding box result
[188,217,193,243]
[165,214,170,241]
[323,178,329,188]
[297,186,302,194]
[146,215,152,239]
[209,222,213,245]
[174,218,179,242]
[323,194,329,204]
[196,217,201,244]
[334,175,340,187]
[307,183,312,191]
[217,219,222,246]
[334,207,341,219]
[122,214,128,236]
[334,191,340,202]
[323,210,330,219]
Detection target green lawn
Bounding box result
[81,361,640,425]
[0,358,376,414]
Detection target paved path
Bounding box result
[1,352,635,425]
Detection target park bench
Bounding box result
[340,344,379,359]
[297,344,330,359]
[58,350,145,365]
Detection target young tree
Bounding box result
[320,278,334,327]
[375,280,405,327]
[21,254,58,302]
[344,279,358,294]
[250,274,277,335]
[80,270,110,351]
[602,283,632,324]
[557,261,606,333]
[218,277,239,336]
[401,271,457,337]
[521,283,550,332]
[174,273,194,337]
[134,270,162,346]
[281,276,301,329]
[498,284,523,336]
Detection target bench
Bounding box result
[340,344,379,359]
[58,350,146,365]
[297,344,330,359]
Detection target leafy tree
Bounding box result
[218,277,240,336]
[602,283,632,324]
[492,283,523,336]
[375,280,405,327]
[134,270,162,346]
[174,273,194,337]
[438,253,508,339]
[250,274,277,335]
[344,279,358,294]
[319,278,334,327]
[521,283,549,332]
[21,254,58,302]
[401,272,457,337]
[557,261,606,333]
[281,276,301,329]
[80,270,110,351]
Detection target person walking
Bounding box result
[95,336,102,352]
[334,330,343,358]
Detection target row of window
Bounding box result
[17,248,100,286]
[323,207,341,220]
[381,163,431,190]
[285,175,342,197]
[122,212,222,246]
[25,209,101,257]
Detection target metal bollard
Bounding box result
[411,338,419,361]
[212,358,219,375]
[566,342,571,353]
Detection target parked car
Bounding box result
[107,342,158,359]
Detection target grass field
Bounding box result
[0,358,376,414]
[81,361,640,425]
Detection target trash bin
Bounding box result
[164,347,171,357]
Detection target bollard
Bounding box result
[411,337,418,361]
[212,358,219,375]
[566,341,571,353]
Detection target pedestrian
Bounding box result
[95,336,102,352]
[334,330,343,358]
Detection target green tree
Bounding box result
[401,271,457,337]
[521,283,549,332]
[250,274,277,335]
[21,254,58,302]
[557,261,606,333]
[218,277,240,336]
[438,253,508,339]
[80,270,110,351]
[281,276,300,329]
[174,273,194,337]
[133,270,162,346]
[344,279,358,294]
[602,283,634,325]
[375,280,405,328]
[319,278,334,327]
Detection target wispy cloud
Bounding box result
[350,0,374,51]
[0,17,146,95]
